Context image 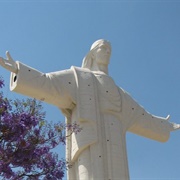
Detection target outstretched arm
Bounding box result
[119,87,180,142]
[0,51,18,73]
[128,105,180,142]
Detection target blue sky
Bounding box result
[0,1,180,179]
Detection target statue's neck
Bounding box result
[91,62,109,75]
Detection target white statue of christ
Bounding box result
[0,39,179,180]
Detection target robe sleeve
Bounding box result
[10,61,76,110]
[120,88,179,142]
[128,107,172,142]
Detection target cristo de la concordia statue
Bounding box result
[0,39,179,180]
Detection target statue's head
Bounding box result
[82,39,111,70]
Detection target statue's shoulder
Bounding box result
[71,66,92,73]
[118,86,126,94]
[71,66,94,79]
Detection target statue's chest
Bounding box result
[95,74,121,113]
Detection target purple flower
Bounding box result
[0,77,80,179]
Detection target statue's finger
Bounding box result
[166,115,170,121]
[6,51,13,61]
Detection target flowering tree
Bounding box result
[0,77,80,180]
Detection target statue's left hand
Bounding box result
[0,51,18,74]
[165,115,180,131]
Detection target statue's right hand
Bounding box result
[0,51,18,74]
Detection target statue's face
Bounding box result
[94,44,111,65]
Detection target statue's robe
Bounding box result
[10,62,175,180]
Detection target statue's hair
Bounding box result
[82,39,111,69]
